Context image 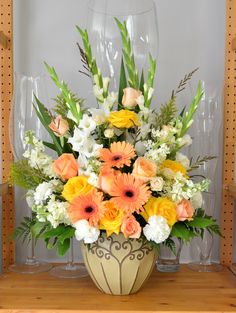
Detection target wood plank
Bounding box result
[0,31,8,49]
[0,266,235,312]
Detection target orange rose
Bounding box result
[132,157,157,182]
[98,166,117,194]
[121,215,141,239]
[176,199,194,222]
[49,115,69,137]
[53,154,79,180]
[122,87,142,108]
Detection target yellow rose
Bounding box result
[62,176,94,202]
[161,159,187,178]
[142,196,177,226]
[108,110,140,128]
[99,201,123,236]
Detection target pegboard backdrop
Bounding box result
[0,0,14,272]
[221,0,236,266]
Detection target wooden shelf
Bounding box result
[0,265,236,312]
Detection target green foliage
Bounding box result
[10,216,36,244]
[10,159,47,190]
[44,62,82,123]
[139,70,145,94]
[171,68,198,98]
[118,57,127,108]
[144,54,157,108]
[179,81,204,137]
[115,18,139,89]
[33,96,63,156]
[162,237,177,255]
[156,96,178,128]
[189,155,217,172]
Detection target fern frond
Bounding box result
[189,155,217,172]
[156,97,178,127]
[10,216,36,244]
[172,68,199,98]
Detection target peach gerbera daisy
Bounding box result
[99,141,136,168]
[68,190,106,226]
[110,173,151,215]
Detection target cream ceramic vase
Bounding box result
[80,233,157,295]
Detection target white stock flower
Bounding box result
[104,128,114,138]
[47,195,70,228]
[79,114,96,135]
[143,215,171,244]
[150,177,164,192]
[191,191,203,209]
[74,220,100,244]
[176,152,190,169]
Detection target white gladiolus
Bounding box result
[102,77,110,92]
[150,177,164,192]
[136,95,145,108]
[68,127,86,152]
[147,87,154,100]
[180,134,192,147]
[74,220,100,244]
[93,85,104,102]
[79,114,96,135]
[176,152,190,169]
[143,215,171,244]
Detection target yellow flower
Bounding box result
[161,159,187,178]
[108,110,140,128]
[99,201,123,236]
[142,196,177,226]
[62,176,94,202]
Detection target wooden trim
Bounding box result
[0,0,15,272]
[220,0,236,266]
[0,31,8,49]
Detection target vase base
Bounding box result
[188,262,223,272]
[50,263,88,279]
[9,259,52,274]
[156,262,180,272]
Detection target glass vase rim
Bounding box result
[14,72,47,80]
[87,0,156,17]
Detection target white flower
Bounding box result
[136,95,145,108]
[26,190,35,208]
[135,141,146,156]
[102,77,110,92]
[74,220,100,244]
[143,215,171,244]
[176,152,190,169]
[89,108,107,125]
[191,191,203,209]
[103,92,118,111]
[150,177,164,192]
[79,114,96,135]
[34,182,54,205]
[148,87,154,100]
[88,172,99,188]
[104,128,114,138]
[77,154,89,174]
[93,85,104,102]
[68,128,86,152]
[80,138,103,158]
[47,195,70,228]
[180,134,192,147]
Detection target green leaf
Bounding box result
[171,222,193,243]
[187,217,216,228]
[139,70,145,94]
[118,57,127,107]
[57,238,71,256]
[43,141,57,152]
[58,227,75,244]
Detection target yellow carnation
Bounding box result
[99,201,123,236]
[161,159,187,178]
[62,176,94,202]
[142,196,177,226]
[108,110,140,128]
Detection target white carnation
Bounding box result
[143,215,171,244]
[150,177,164,192]
[74,220,100,244]
[176,152,190,169]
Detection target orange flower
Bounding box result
[121,215,141,239]
[176,199,194,222]
[122,87,142,108]
[100,141,136,168]
[132,157,157,182]
[110,173,151,215]
[98,166,118,194]
[53,154,79,180]
[48,115,69,137]
[68,190,105,226]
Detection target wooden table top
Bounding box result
[0,265,236,313]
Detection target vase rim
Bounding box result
[87,0,156,17]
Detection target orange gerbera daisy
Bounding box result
[110,173,151,215]
[99,141,136,168]
[68,190,106,226]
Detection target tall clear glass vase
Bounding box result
[9,74,52,274]
[187,81,223,272]
[86,0,159,91]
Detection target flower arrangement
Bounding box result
[11,19,221,256]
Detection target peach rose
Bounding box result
[53,154,79,180]
[121,216,141,239]
[98,166,117,194]
[176,199,194,222]
[122,87,142,108]
[132,157,157,182]
[49,115,69,137]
